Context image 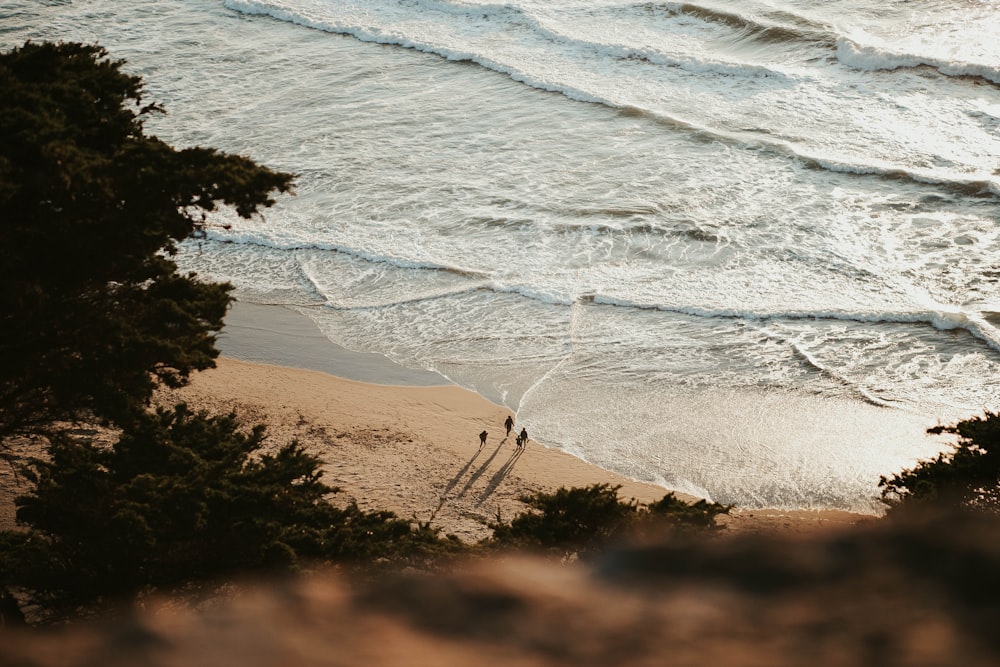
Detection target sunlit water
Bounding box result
[5,0,999,511]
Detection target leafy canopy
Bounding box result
[0,41,472,622]
[3,405,458,614]
[489,483,731,558]
[880,411,1000,514]
[0,41,293,438]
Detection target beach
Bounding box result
[161,301,866,540]
[7,301,995,666]
[0,300,865,540]
[6,0,992,514]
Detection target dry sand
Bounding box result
[159,355,865,541]
[0,301,866,538]
[160,356,686,543]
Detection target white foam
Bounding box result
[836,36,1000,85]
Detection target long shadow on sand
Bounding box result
[476,447,524,506]
[429,445,489,520]
[440,448,482,499]
[455,439,509,499]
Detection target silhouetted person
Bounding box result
[504,415,514,437]
[479,430,488,449]
[519,427,528,449]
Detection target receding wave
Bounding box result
[225,0,791,84]
[201,228,490,280]
[667,1,837,47]
[751,323,902,409]
[313,282,488,311]
[836,37,1000,86]
[587,295,1000,353]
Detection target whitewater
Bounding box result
[4,0,1000,512]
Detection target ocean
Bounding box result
[5,0,999,512]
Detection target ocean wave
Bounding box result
[547,219,727,245]
[802,155,1000,199]
[225,0,791,89]
[666,1,837,46]
[200,228,490,279]
[222,0,606,103]
[224,1,999,200]
[836,36,1000,86]
[588,294,1000,353]
[198,231,582,308]
[617,105,1000,199]
[528,13,791,80]
[660,1,1000,89]
[200,231,1000,353]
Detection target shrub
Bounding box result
[3,405,459,615]
[488,483,730,558]
[880,411,1000,514]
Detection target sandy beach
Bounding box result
[160,302,866,540]
[0,301,865,539]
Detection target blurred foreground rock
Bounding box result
[2,509,998,666]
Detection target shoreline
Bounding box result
[208,301,867,536]
[162,356,867,540]
[0,302,870,537]
[217,301,446,387]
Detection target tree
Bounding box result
[0,41,293,439]
[2,405,458,615]
[645,492,732,531]
[0,41,470,622]
[880,411,1000,514]
[488,483,730,558]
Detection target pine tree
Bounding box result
[0,41,293,438]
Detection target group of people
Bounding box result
[478,415,528,450]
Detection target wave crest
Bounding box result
[836,36,1000,86]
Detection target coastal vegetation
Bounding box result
[5,405,457,616]
[880,411,1000,514]
[489,483,730,558]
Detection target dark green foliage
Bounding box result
[490,484,638,555]
[646,492,732,531]
[0,41,468,619]
[880,411,1000,514]
[2,405,457,611]
[0,41,293,438]
[488,483,730,558]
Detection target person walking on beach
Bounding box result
[504,415,514,437]
[479,430,488,449]
[519,427,528,449]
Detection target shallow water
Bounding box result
[5,0,998,511]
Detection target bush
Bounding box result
[488,483,730,558]
[2,405,459,614]
[880,411,1000,514]
[646,493,732,531]
[0,41,292,441]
